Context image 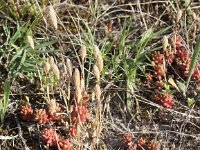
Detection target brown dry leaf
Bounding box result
[168,77,180,92]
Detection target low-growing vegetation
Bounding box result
[0,0,200,150]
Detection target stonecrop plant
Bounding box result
[143,34,200,109]
[122,133,160,150]
[18,44,104,149]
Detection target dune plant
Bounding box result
[186,39,200,91]
[0,80,11,123]
[0,22,62,123]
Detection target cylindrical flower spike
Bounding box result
[43,61,51,74]
[93,64,100,82]
[94,45,100,58]
[48,5,57,29]
[96,54,104,72]
[27,36,34,49]
[95,84,101,101]
[48,99,57,115]
[80,45,87,61]
[66,58,73,78]
[176,9,183,22]
[162,35,168,50]
[51,63,60,80]
[73,68,80,88]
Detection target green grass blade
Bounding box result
[10,24,22,44]
[16,50,27,72]
[186,39,200,90]
[34,49,63,54]
[10,49,23,63]
[168,0,177,12]
[0,97,3,122]
[34,40,57,50]
[1,80,11,123]
[3,81,11,113]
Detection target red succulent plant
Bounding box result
[41,128,60,146]
[122,133,133,144]
[34,109,49,124]
[58,138,73,150]
[155,80,164,89]
[69,125,77,137]
[161,93,174,108]
[174,36,182,48]
[137,137,146,148]
[151,93,174,108]
[154,65,165,80]
[191,65,200,82]
[148,140,160,150]
[152,51,164,65]
[19,105,33,121]
[145,73,153,81]
[145,35,200,110]
[164,49,175,64]
[48,113,60,123]
[71,105,89,124]
[151,93,161,103]
[71,88,90,123]
[127,144,137,150]
[176,47,189,62]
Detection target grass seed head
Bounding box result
[48,99,57,115]
[27,36,34,49]
[95,84,101,101]
[73,68,80,88]
[43,61,51,74]
[97,54,104,72]
[66,58,73,78]
[94,45,100,58]
[48,5,57,29]
[80,45,87,61]
[51,63,60,80]
[162,35,168,50]
[93,64,100,82]
[48,56,55,66]
[176,9,183,22]
[192,12,197,20]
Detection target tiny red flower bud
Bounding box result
[122,133,133,144]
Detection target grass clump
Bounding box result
[0,1,200,150]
